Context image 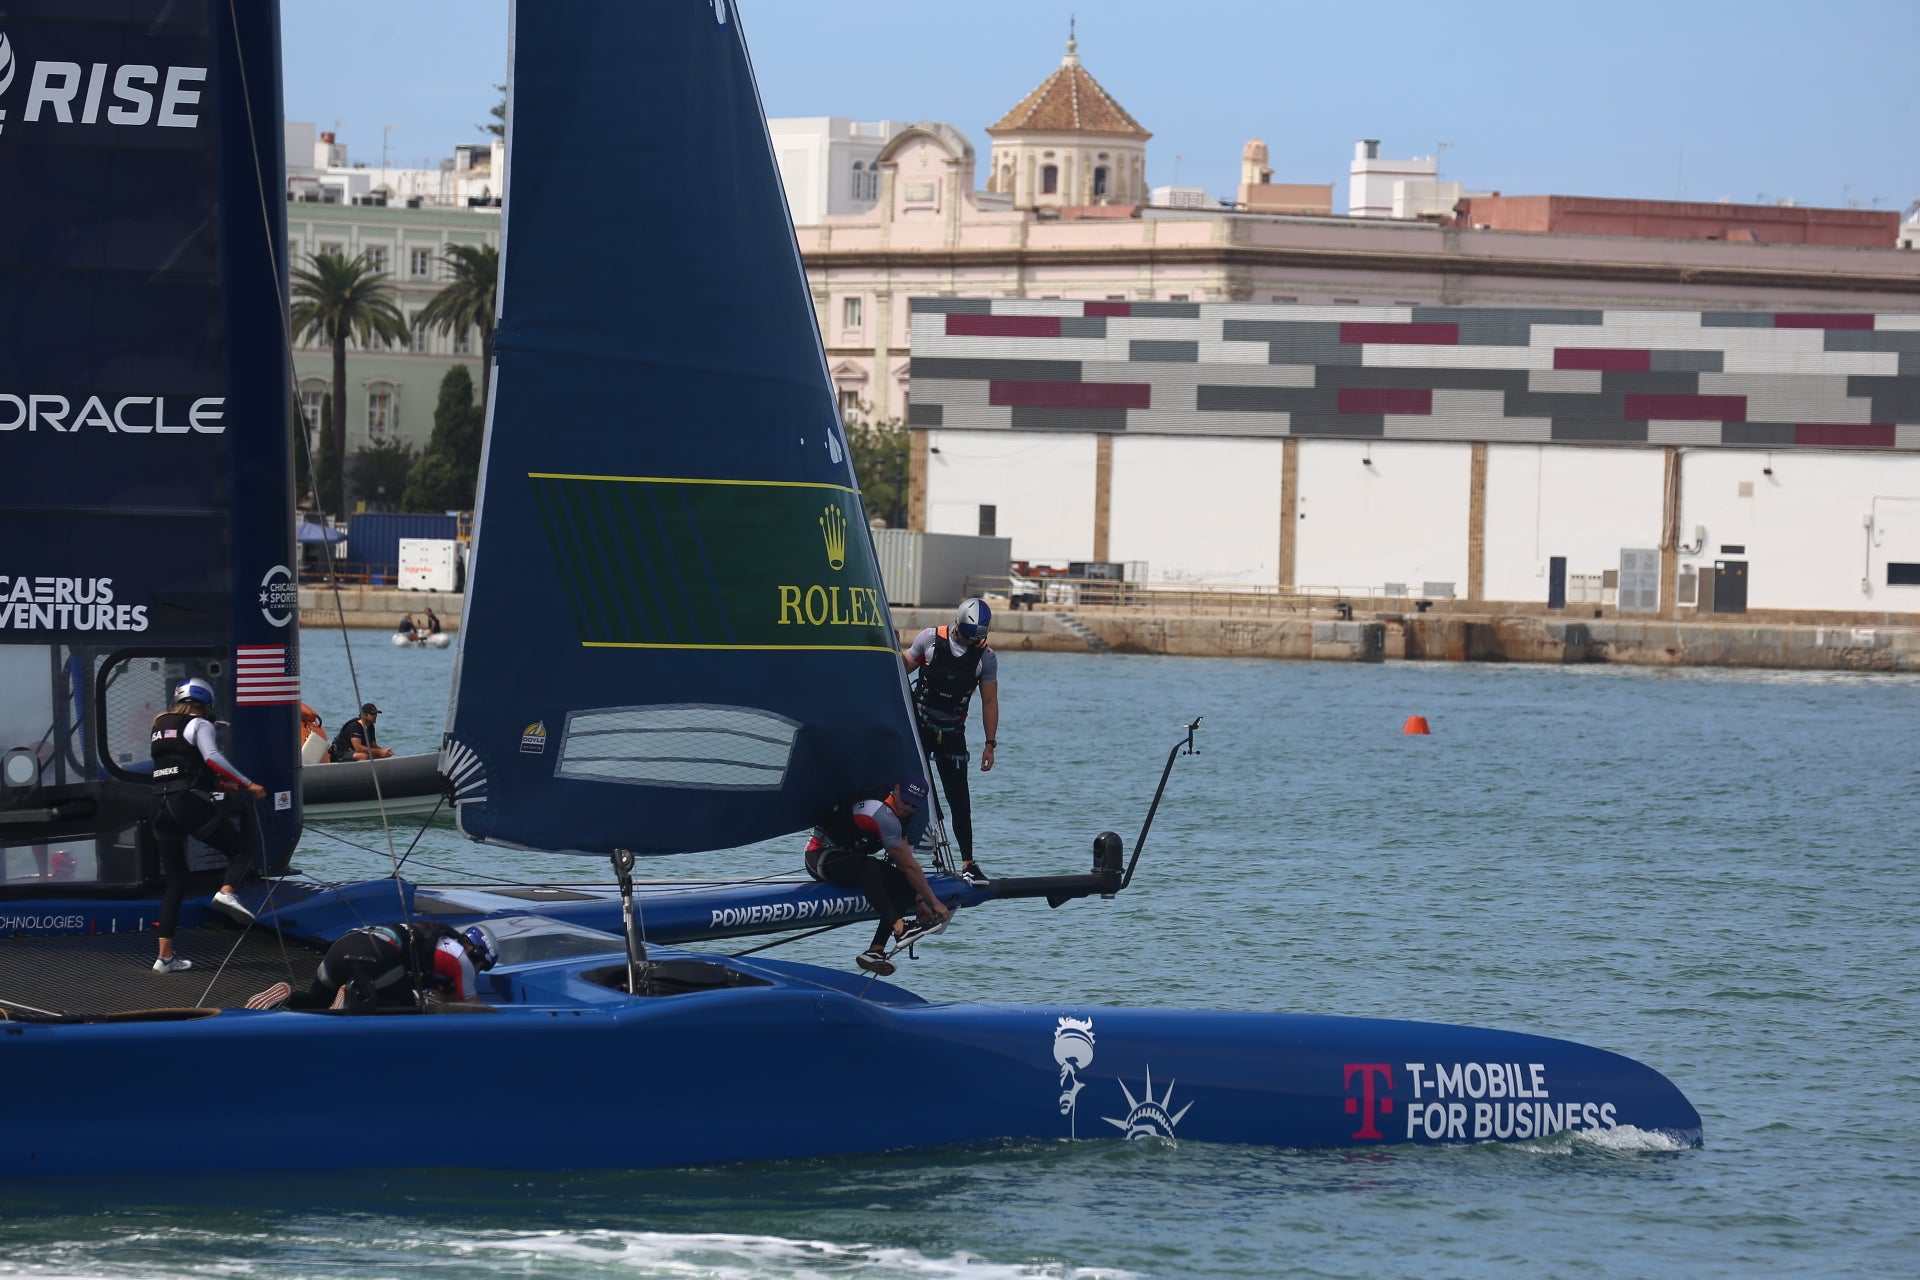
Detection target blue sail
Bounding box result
[0,0,300,884]
[444,1,925,855]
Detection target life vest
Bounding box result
[149,711,211,796]
[912,626,987,728]
[815,792,894,858]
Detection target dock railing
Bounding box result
[960,575,1414,618]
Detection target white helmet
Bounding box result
[953,597,991,645]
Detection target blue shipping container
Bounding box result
[346,513,458,583]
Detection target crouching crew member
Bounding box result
[150,677,266,973]
[805,780,951,976]
[245,922,497,1012]
[902,598,998,885]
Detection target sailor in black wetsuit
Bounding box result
[805,780,951,975]
[244,922,497,1013]
[423,607,441,635]
[902,598,998,885]
[149,678,266,973]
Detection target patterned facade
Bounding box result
[907,299,1920,452]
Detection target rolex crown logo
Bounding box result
[819,503,847,571]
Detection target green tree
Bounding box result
[311,392,340,513]
[291,401,312,508]
[348,439,417,512]
[845,415,909,530]
[404,364,485,512]
[416,243,500,414]
[480,84,506,139]
[290,251,410,514]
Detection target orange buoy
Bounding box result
[1402,715,1431,735]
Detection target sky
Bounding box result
[282,0,1919,216]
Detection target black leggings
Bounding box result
[920,722,973,861]
[287,931,412,1012]
[808,845,914,933]
[152,792,257,940]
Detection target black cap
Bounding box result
[361,702,381,714]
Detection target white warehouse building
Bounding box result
[907,299,1920,622]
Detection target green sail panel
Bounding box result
[527,475,895,653]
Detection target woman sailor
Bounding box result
[149,677,265,973]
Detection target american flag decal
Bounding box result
[235,645,299,705]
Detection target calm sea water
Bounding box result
[5,631,1917,1279]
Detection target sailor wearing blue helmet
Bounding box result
[902,597,999,885]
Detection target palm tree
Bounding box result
[290,251,410,514]
[417,243,501,414]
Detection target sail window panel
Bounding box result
[555,705,799,791]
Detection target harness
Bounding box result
[913,626,986,730]
[149,712,212,796]
[814,793,892,860]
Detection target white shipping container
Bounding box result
[872,529,1011,607]
[397,538,459,592]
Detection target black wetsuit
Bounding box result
[286,924,467,1013]
[149,712,257,939]
[912,628,991,862]
[330,716,377,762]
[806,798,926,932]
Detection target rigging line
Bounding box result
[727,917,862,958]
[390,794,448,876]
[195,799,306,1005]
[0,994,66,1018]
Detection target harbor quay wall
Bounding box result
[892,608,1920,672]
[296,590,1920,672]
[299,586,462,631]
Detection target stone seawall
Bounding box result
[299,586,462,631]
[298,592,1919,672]
[892,608,1920,672]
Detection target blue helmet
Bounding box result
[463,924,499,970]
[174,677,215,707]
[954,597,992,645]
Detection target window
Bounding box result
[408,313,429,354]
[366,386,396,442]
[410,248,432,278]
[1889,563,1920,586]
[364,246,388,273]
[454,328,472,356]
[978,505,997,537]
[1041,164,1059,195]
[299,385,325,434]
[1093,166,1109,198]
[1334,297,1360,305]
[837,387,862,419]
[843,296,863,330]
[1106,294,1126,301]
[318,241,344,258]
[848,161,877,201]
[1168,294,1190,302]
[1271,295,1297,303]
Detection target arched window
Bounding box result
[1041,164,1059,195]
[366,382,397,443]
[1093,166,1109,199]
[850,161,865,200]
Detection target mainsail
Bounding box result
[445,1,925,854]
[0,1,300,881]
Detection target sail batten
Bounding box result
[446,1,926,855]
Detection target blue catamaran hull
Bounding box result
[0,948,1700,1177]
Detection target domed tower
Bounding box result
[984,30,1150,210]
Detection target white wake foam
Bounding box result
[453,1228,1139,1279]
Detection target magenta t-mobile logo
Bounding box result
[1343,1062,1395,1140]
